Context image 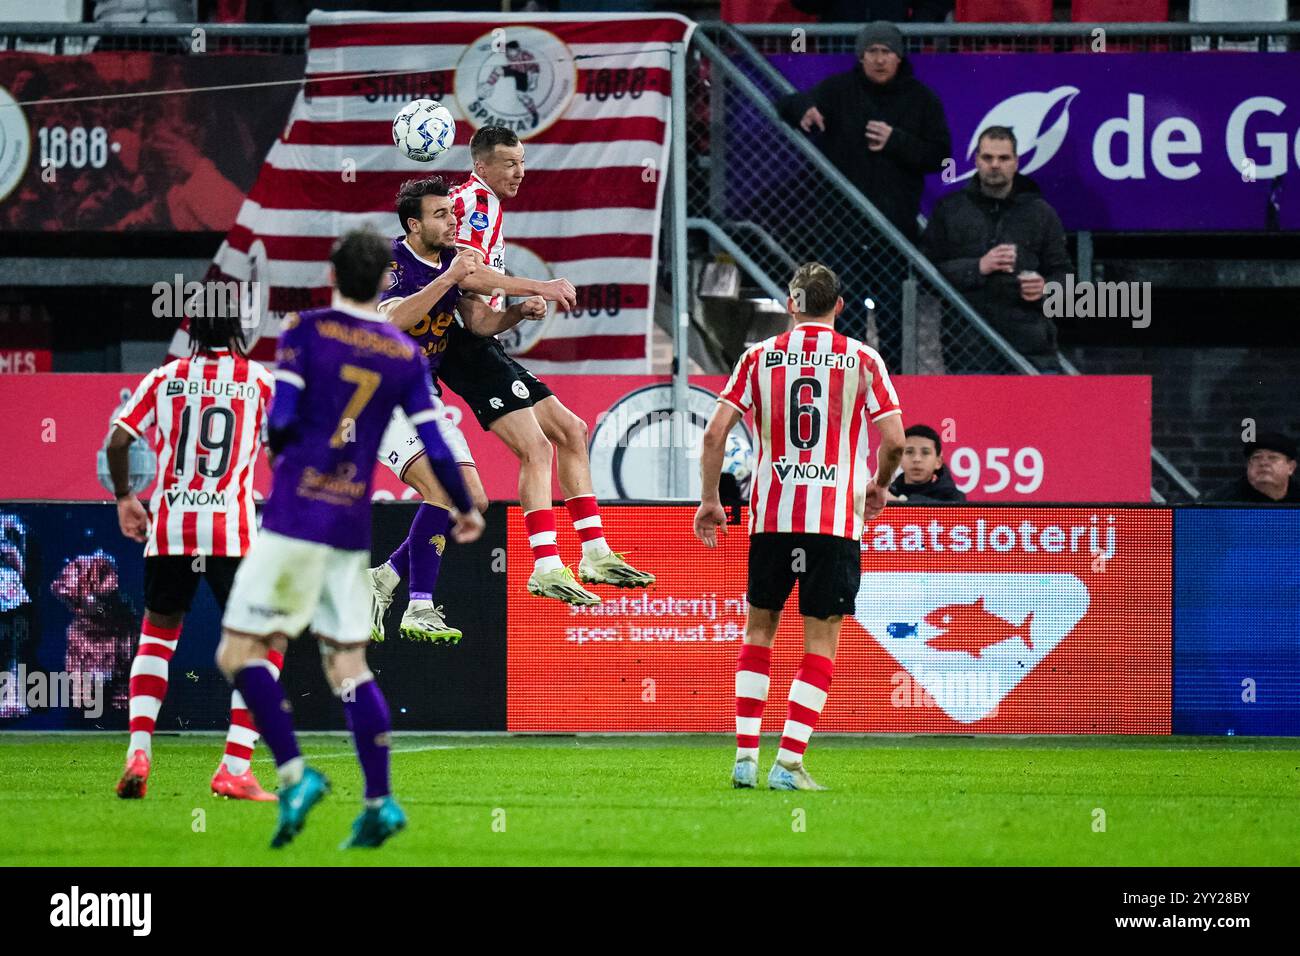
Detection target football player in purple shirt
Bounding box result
[367,176,546,642]
[216,228,485,850]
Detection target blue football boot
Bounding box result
[341,797,408,849]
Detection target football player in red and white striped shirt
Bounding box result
[428,128,654,606]
[695,262,905,791]
[106,311,282,802]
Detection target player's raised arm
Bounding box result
[455,291,547,338]
[382,249,476,332]
[456,246,577,310]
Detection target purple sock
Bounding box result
[234,663,300,767]
[386,537,410,579]
[407,503,451,601]
[343,678,391,800]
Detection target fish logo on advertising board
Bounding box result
[856,572,1090,723]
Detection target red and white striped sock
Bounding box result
[524,507,564,574]
[220,648,285,776]
[735,643,772,763]
[776,653,835,768]
[127,619,181,760]
[564,494,612,560]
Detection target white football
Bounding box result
[723,432,753,495]
[393,99,456,162]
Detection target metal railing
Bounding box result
[688,27,1038,378]
[0,17,1242,501]
[692,21,1207,501]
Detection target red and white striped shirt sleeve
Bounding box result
[453,186,498,258]
[861,345,902,422]
[112,367,164,440]
[719,343,762,414]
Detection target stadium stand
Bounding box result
[721,0,816,23]
[955,0,1052,22]
[1071,0,1169,20]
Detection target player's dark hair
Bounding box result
[905,423,943,455]
[977,125,1018,155]
[395,176,450,234]
[788,262,840,317]
[188,312,247,357]
[330,228,392,302]
[470,125,520,163]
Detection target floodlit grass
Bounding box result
[1,733,1296,866]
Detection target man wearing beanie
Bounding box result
[1200,431,1300,503]
[777,21,951,244]
[777,22,951,359]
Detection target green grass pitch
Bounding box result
[1,734,1297,867]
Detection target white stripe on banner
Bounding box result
[535,313,650,339]
[215,249,325,288]
[231,203,656,242]
[521,358,648,376]
[308,43,674,79]
[215,247,658,309]
[529,258,653,281]
[301,91,670,124]
[306,44,467,75]
[265,141,668,175]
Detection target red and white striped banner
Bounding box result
[171,11,694,374]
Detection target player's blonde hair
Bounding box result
[788,262,840,317]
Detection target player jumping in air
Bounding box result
[369,127,654,626]
[369,176,548,642]
[695,263,905,791]
[108,311,282,801]
[217,228,484,849]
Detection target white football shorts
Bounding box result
[378,389,475,481]
[222,530,370,646]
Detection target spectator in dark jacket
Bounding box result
[1201,431,1300,503]
[777,21,951,243]
[887,424,967,503]
[921,126,1073,373]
